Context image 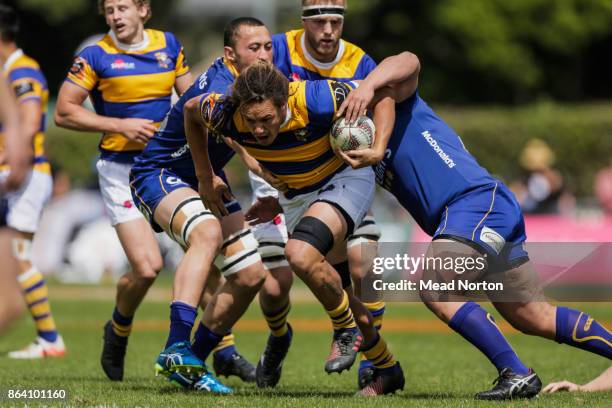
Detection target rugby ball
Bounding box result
[330,116,375,151]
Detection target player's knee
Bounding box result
[286,216,334,275]
[131,259,158,286]
[189,222,223,253]
[285,240,316,275]
[232,264,266,293]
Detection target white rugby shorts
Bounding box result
[96,159,143,226]
[0,169,52,233]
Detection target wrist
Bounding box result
[108,117,122,133]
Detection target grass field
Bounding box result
[0,279,610,408]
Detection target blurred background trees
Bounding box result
[4,0,612,197]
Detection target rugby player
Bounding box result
[335,51,612,399]
[248,0,386,387]
[129,18,278,393]
[0,55,28,334]
[55,0,192,381]
[0,5,65,359]
[187,61,405,396]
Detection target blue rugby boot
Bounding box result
[155,341,205,377]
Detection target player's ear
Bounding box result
[224,46,236,63]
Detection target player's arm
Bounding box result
[221,136,288,193]
[183,95,231,218]
[55,81,156,144]
[0,79,28,192]
[174,72,193,96]
[338,51,420,122]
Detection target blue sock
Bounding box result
[449,302,529,375]
[38,330,58,342]
[192,322,223,362]
[112,307,133,327]
[555,306,611,359]
[165,302,197,348]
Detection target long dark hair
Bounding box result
[230,61,289,110]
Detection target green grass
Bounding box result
[0,282,610,407]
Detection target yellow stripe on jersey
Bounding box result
[260,156,344,190]
[241,133,331,162]
[100,121,163,152]
[97,71,177,103]
[286,29,367,79]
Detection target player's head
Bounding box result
[0,5,19,45]
[98,0,151,44]
[223,17,272,73]
[231,61,289,146]
[301,0,346,63]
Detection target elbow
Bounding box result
[54,105,69,127]
[401,51,420,75]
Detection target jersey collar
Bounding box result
[300,31,345,71]
[4,48,23,71]
[108,29,150,52]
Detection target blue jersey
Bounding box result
[377,92,497,236]
[273,29,376,82]
[133,57,238,175]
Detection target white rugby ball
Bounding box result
[330,116,375,151]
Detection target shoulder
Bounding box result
[8,55,46,84]
[160,30,182,52]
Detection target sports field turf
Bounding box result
[1,279,610,407]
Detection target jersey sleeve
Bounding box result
[199,92,230,133]
[356,53,377,78]
[66,47,99,91]
[8,69,45,104]
[167,32,190,77]
[306,80,358,125]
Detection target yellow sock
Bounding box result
[364,301,386,330]
[213,333,236,353]
[264,302,291,337]
[326,291,357,330]
[362,335,396,369]
[19,267,58,339]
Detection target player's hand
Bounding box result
[261,168,288,193]
[542,381,582,393]
[335,146,383,169]
[336,83,375,124]
[245,196,283,225]
[199,175,232,218]
[117,118,157,144]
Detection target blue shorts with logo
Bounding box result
[129,166,241,232]
[433,182,529,271]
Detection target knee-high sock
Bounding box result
[555,306,611,359]
[449,302,529,374]
[19,267,58,342]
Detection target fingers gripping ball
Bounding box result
[330,116,375,152]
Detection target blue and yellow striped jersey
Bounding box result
[273,29,376,82]
[0,49,50,174]
[66,29,189,163]
[200,80,357,198]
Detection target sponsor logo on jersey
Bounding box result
[171,144,190,159]
[422,130,456,169]
[111,59,136,70]
[330,82,351,109]
[480,226,506,255]
[294,128,309,141]
[13,82,34,98]
[70,57,86,79]
[155,52,171,69]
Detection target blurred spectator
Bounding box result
[594,159,612,214]
[512,138,574,214]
